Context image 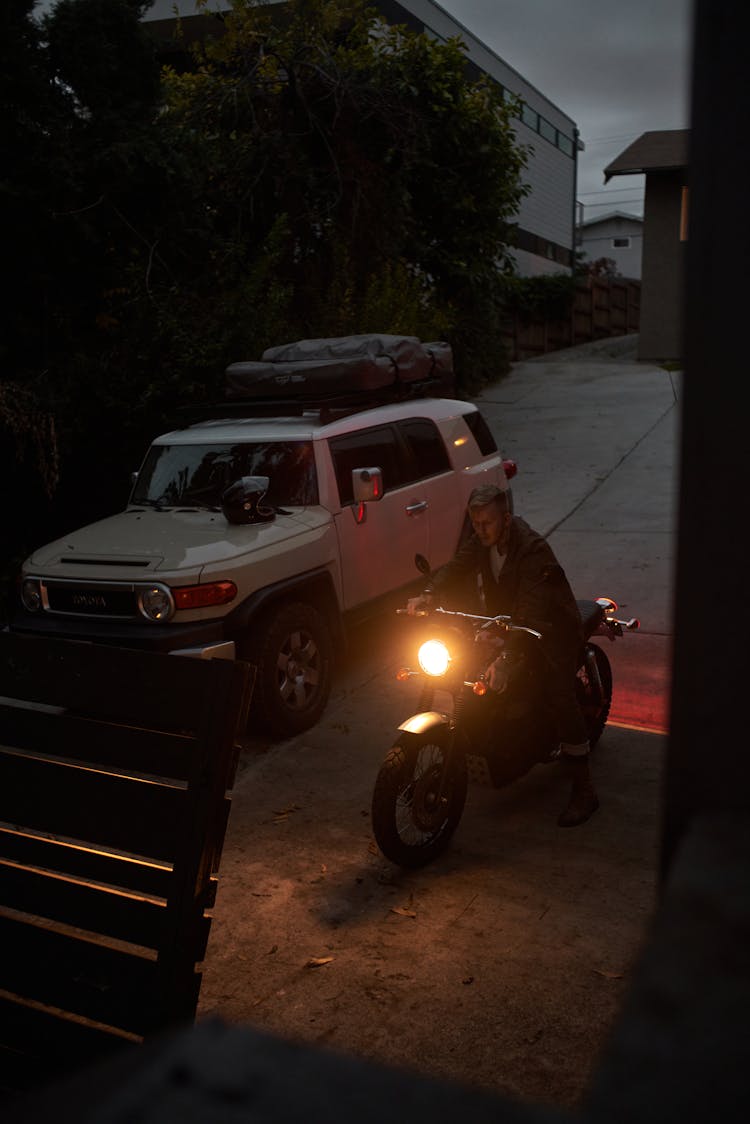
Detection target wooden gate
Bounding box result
[0,633,254,1094]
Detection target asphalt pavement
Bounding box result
[199,333,679,1111]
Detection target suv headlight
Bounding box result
[138,584,175,622]
[21,578,43,613]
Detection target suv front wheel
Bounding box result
[245,601,333,738]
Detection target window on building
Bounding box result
[539,117,556,144]
[557,133,574,157]
[612,237,631,249]
[507,94,574,159]
[521,103,538,130]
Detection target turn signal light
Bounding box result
[596,596,619,613]
[396,667,411,682]
[173,581,238,610]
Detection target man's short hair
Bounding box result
[468,484,509,513]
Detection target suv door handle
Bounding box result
[405,500,428,515]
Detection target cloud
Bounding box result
[437,0,693,215]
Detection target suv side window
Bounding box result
[463,409,498,455]
[329,425,405,505]
[396,419,451,482]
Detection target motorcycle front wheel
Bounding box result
[371,730,468,868]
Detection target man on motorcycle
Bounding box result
[406,483,598,827]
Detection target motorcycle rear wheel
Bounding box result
[577,642,613,747]
[371,730,468,868]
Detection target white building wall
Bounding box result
[578,215,643,279]
[398,1,578,273]
[511,122,577,272]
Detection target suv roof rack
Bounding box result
[172,376,448,428]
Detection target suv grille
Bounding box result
[40,579,141,620]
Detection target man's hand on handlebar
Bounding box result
[405,592,434,616]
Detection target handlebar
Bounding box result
[396,605,542,641]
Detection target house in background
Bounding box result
[577,210,643,279]
[604,129,689,362]
[143,0,581,278]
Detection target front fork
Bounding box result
[582,644,604,709]
[398,683,463,809]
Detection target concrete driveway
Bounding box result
[198,335,678,1113]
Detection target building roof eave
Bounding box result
[604,128,690,182]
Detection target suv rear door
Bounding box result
[329,417,459,609]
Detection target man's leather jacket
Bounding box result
[429,516,584,659]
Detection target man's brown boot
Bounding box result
[557,752,599,827]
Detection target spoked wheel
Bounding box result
[576,642,613,747]
[371,729,468,868]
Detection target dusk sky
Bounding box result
[438,0,693,219]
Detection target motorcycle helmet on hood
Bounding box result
[221,476,275,525]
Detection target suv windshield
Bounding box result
[131,441,318,508]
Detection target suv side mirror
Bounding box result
[352,467,383,504]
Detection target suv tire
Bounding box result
[246,601,333,738]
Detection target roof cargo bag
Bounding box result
[224,334,453,401]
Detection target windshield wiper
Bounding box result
[130,498,172,510]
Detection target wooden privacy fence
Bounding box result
[502,276,641,361]
[0,632,254,1096]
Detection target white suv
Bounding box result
[11,336,515,737]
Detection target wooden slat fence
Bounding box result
[502,276,641,361]
[0,632,254,1095]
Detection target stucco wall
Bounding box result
[639,171,687,361]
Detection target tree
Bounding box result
[155,0,529,388]
[584,256,620,279]
[0,0,167,613]
[1,0,65,562]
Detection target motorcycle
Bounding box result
[371,555,640,867]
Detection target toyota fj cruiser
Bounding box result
[10,335,515,737]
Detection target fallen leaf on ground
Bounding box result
[390,906,416,918]
[305,956,334,968]
[273,803,302,817]
[593,968,625,979]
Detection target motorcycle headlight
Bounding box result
[418,638,451,677]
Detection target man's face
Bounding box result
[470,501,511,550]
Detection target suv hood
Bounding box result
[26,507,331,577]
